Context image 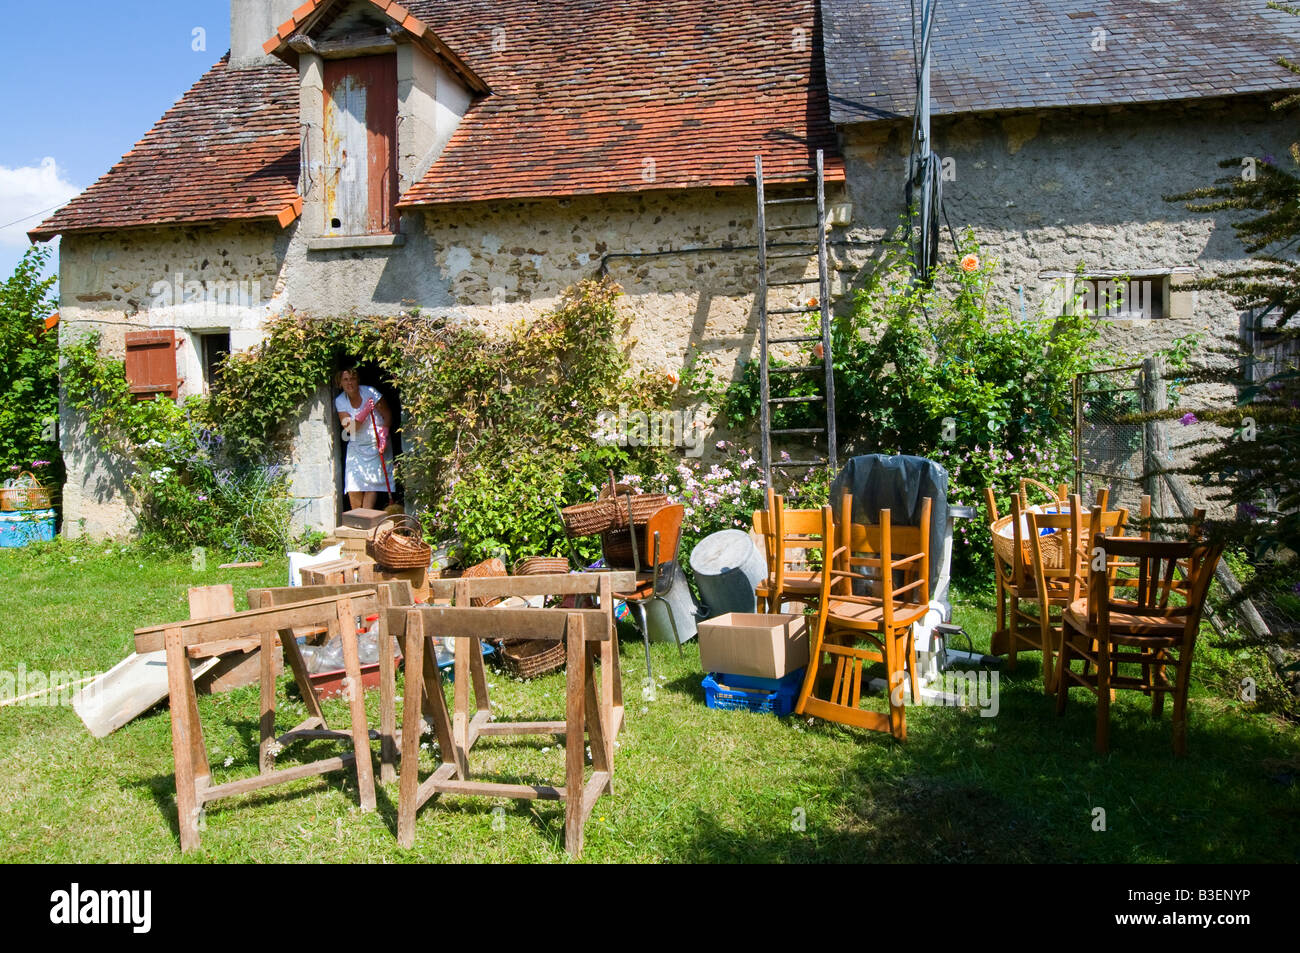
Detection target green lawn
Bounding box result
[1,539,1297,863]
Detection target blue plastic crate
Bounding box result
[0,509,55,548]
[702,667,806,716]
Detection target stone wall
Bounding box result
[55,94,1296,536]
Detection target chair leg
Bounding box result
[1039,608,1055,695]
[654,595,684,658]
[1055,636,1071,716]
[1007,593,1019,671]
[629,601,653,683]
[1150,649,1166,720]
[906,628,919,703]
[795,612,829,716]
[1095,640,1110,755]
[1171,654,1191,757]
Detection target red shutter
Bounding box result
[323,54,398,236]
[124,330,180,400]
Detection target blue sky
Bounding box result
[0,0,233,282]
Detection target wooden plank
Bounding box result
[280,626,326,725]
[247,581,410,610]
[421,639,461,776]
[165,627,202,852]
[564,613,587,857]
[199,755,355,803]
[475,721,567,737]
[135,592,377,652]
[377,587,398,783]
[188,585,234,620]
[411,762,459,813]
[426,779,565,801]
[580,772,610,827]
[336,597,376,812]
[397,610,428,849]
[584,643,611,788]
[71,651,220,739]
[425,571,636,602]
[408,606,611,642]
[258,631,277,774]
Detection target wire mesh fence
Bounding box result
[1073,364,1148,513]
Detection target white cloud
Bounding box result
[0,157,80,249]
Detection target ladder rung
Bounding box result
[766,222,821,233]
[768,279,821,287]
[772,428,826,436]
[765,249,818,260]
[766,197,816,205]
[766,307,815,315]
[768,335,821,343]
[769,395,824,404]
[771,364,823,374]
[775,460,828,468]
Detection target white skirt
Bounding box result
[344,428,394,494]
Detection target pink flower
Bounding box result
[1180,413,1198,426]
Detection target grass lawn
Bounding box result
[1,539,1297,863]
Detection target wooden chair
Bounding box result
[754,491,827,613]
[795,496,932,741]
[1020,478,1069,509]
[611,502,687,678]
[1016,496,1084,693]
[1057,536,1223,755]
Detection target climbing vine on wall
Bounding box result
[63,277,678,562]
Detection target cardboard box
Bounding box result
[697,612,808,680]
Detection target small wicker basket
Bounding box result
[368,514,433,570]
[513,556,570,576]
[0,472,52,512]
[560,498,619,538]
[498,638,567,679]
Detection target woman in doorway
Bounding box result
[335,367,394,511]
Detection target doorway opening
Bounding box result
[333,359,403,523]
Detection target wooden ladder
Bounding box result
[755,149,838,488]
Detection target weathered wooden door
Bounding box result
[323,54,398,236]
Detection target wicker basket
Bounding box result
[368,514,433,570]
[462,557,508,606]
[513,556,570,576]
[602,488,670,529]
[991,513,1071,573]
[0,471,52,512]
[498,638,567,679]
[560,498,619,538]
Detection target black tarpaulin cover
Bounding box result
[830,454,950,605]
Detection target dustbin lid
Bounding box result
[689,529,764,578]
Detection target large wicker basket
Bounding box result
[560,499,619,538]
[991,512,1071,574]
[368,514,433,570]
[498,638,567,679]
[0,471,52,512]
[513,556,570,576]
[462,557,508,607]
[602,486,669,529]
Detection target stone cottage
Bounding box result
[31,0,1300,537]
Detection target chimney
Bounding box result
[230,0,303,69]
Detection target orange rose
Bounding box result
[806,297,819,308]
[960,254,980,273]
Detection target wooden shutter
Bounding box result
[124,330,180,400]
[323,54,398,236]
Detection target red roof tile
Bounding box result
[30,55,301,241]
[32,0,838,240]
[399,0,841,205]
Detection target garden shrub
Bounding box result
[0,247,62,492]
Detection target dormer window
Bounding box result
[322,54,398,236]
[264,0,489,251]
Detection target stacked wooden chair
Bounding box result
[753,488,827,613]
[794,493,932,741]
[1057,532,1223,754]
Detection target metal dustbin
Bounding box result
[689,529,767,620]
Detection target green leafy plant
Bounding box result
[0,246,62,492]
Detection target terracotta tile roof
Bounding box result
[399,0,841,205]
[30,55,302,241]
[824,0,1300,125]
[32,0,838,239]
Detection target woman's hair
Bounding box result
[336,366,361,388]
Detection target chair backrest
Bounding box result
[1009,492,1030,587]
[753,486,777,578]
[1026,495,1084,603]
[1085,535,1223,637]
[834,491,931,611]
[644,503,685,566]
[983,486,1001,525]
[771,495,832,595]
